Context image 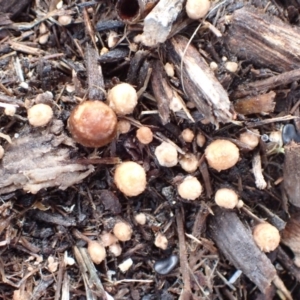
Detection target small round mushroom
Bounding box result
[4,105,16,116]
[177,176,202,200]
[154,233,168,250]
[27,103,53,127]
[205,139,239,171]
[225,61,238,73]
[134,213,147,225]
[186,0,210,20]
[164,62,175,77]
[155,141,178,167]
[113,221,133,242]
[179,153,198,173]
[87,241,106,264]
[0,145,4,159]
[109,242,122,256]
[136,126,153,144]
[107,83,138,115]
[68,100,117,148]
[181,128,194,143]
[215,188,239,209]
[100,232,118,247]
[114,161,146,197]
[239,130,260,150]
[253,222,280,252]
[196,132,206,148]
[117,119,131,134]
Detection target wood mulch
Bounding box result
[1,0,300,299]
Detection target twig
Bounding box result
[176,207,192,299]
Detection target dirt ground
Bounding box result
[1,0,300,299]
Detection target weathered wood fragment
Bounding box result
[283,142,300,207]
[84,44,105,100]
[166,35,233,127]
[0,0,32,17]
[226,7,300,73]
[127,50,150,86]
[151,60,172,125]
[208,208,276,294]
[98,48,129,64]
[0,121,94,195]
[234,91,276,115]
[141,0,185,46]
[232,69,300,99]
[73,246,108,300]
[282,213,300,268]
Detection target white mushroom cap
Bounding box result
[253,222,280,252]
[27,104,53,127]
[205,139,239,171]
[155,142,178,167]
[107,83,138,115]
[215,188,239,209]
[177,176,202,200]
[114,161,146,196]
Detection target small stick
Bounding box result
[175,207,192,299]
[73,246,107,300]
[232,68,300,99]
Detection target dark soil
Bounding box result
[1,0,300,299]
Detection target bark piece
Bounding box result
[85,44,105,100]
[283,141,300,207]
[282,213,300,267]
[166,35,233,127]
[28,210,76,227]
[0,121,94,195]
[226,7,300,73]
[0,0,32,17]
[151,59,172,125]
[141,0,185,46]
[207,207,276,294]
[116,0,159,24]
[232,69,300,99]
[234,91,276,115]
[98,48,129,63]
[127,50,149,86]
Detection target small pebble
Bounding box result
[282,124,300,144]
[154,254,178,275]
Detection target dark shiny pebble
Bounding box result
[282,124,300,144]
[154,254,178,275]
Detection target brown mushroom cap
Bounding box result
[68,100,117,148]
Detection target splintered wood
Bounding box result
[0,121,94,194]
[166,36,233,127]
[226,7,300,73]
[140,0,185,46]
